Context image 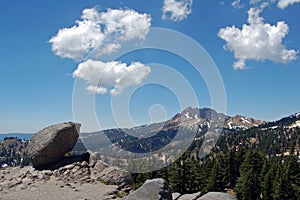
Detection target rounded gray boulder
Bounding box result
[124,178,172,200]
[27,122,81,169]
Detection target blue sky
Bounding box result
[0,0,299,133]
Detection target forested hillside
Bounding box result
[132,113,300,200]
[0,137,30,167]
[133,148,300,200]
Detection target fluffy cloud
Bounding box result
[162,0,193,21]
[278,0,300,9]
[73,60,151,95]
[99,9,151,41]
[218,7,297,69]
[49,8,151,61]
[49,8,104,62]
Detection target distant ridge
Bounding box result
[79,107,266,154]
[0,133,33,141]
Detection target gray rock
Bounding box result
[93,160,108,172]
[124,178,172,200]
[52,161,92,184]
[27,122,80,169]
[198,192,236,200]
[92,161,134,191]
[172,193,181,199]
[177,192,201,200]
[88,151,101,167]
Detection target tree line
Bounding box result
[133,147,300,200]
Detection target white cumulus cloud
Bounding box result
[49,7,151,62]
[99,9,151,41]
[278,0,300,9]
[73,60,151,95]
[218,7,297,69]
[162,0,193,21]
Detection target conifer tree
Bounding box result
[206,157,225,193]
[227,147,240,188]
[235,149,264,200]
[262,160,277,200]
[274,156,300,200]
[168,160,184,194]
[236,168,261,200]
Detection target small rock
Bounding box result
[172,193,181,200]
[81,161,89,167]
[21,178,33,186]
[93,165,134,190]
[94,160,108,172]
[88,151,99,167]
[62,163,76,170]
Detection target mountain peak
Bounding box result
[166,107,266,130]
[225,115,265,130]
[180,107,222,120]
[181,107,200,119]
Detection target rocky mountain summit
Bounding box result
[80,107,266,152]
[163,107,264,130]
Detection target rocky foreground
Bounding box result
[0,122,237,199]
[0,160,131,200]
[0,122,132,199]
[0,161,236,200]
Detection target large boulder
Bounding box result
[198,192,236,200]
[27,122,80,169]
[124,178,172,200]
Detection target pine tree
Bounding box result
[168,160,184,194]
[262,161,277,200]
[236,168,261,200]
[235,149,265,200]
[226,147,240,188]
[206,157,225,193]
[273,165,293,200]
[285,156,300,199]
[273,156,300,200]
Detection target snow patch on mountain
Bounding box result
[227,122,232,129]
[241,117,251,124]
[289,120,300,128]
[184,112,192,119]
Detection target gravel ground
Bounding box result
[0,179,120,200]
